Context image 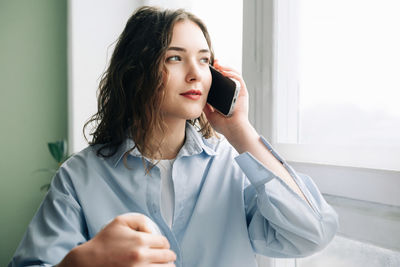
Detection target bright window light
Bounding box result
[298,0,400,146]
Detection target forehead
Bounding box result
[169,20,209,49]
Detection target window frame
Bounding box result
[242,0,400,207]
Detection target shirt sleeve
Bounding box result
[8,167,88,267]
[235,136,339,258]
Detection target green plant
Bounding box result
[35,140,69,191]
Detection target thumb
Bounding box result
[117,213,153,233]
[119,213,164,235]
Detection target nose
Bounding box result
[185,60,202,83]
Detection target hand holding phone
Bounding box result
[207,66,240,117]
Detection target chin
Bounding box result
[185,111,203,120]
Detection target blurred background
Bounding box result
[0,1,67,264]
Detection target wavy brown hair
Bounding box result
[84,6,216,160]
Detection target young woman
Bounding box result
[10,6,338,267]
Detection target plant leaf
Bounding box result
[48,140,67,163]
[40,183,51,191]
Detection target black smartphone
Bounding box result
[207,66,240,117]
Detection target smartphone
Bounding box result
[207,66,240,117]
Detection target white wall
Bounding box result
[68,0,242,153]
[68,0,142,152]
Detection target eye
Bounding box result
[200,57,210,64]
[166,55,181,62]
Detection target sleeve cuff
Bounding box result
[234,136,321,213]
[234,136,284,186]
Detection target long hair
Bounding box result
[84,6,216,160]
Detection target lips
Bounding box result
[180,90,202,100]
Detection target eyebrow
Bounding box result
[167,46,210,53]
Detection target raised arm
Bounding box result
[203,62,306,202]
[203,62,338,257]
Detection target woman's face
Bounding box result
[161,19,212,122]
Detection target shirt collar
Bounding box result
[111,123,217,167]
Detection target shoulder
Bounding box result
[51,145,109,190]
[62,145,105,171]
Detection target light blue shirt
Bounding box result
[9,123,338,267]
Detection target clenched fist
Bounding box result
[57,213,176,267]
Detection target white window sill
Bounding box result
[323,194,400,252]
[296,235,400,267]
[289,161,400,207]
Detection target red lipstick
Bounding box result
[180,90,202,100]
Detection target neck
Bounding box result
[151,118,186,160]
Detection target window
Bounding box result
[298,0,400,147]
[189,0,243,72]
[243,2,400,266]
[243,0,400,211]
[273,0,400,171]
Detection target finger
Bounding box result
[222,66,241,75]
[143,248,177,263]
[202,105,212,121]
[203,104,223,123]
[219,70,241,80]
[213,62,240,75]
[115,213,152,233]
[218,71,246,94]
[203,105,210,118]
[139,232,171,249]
